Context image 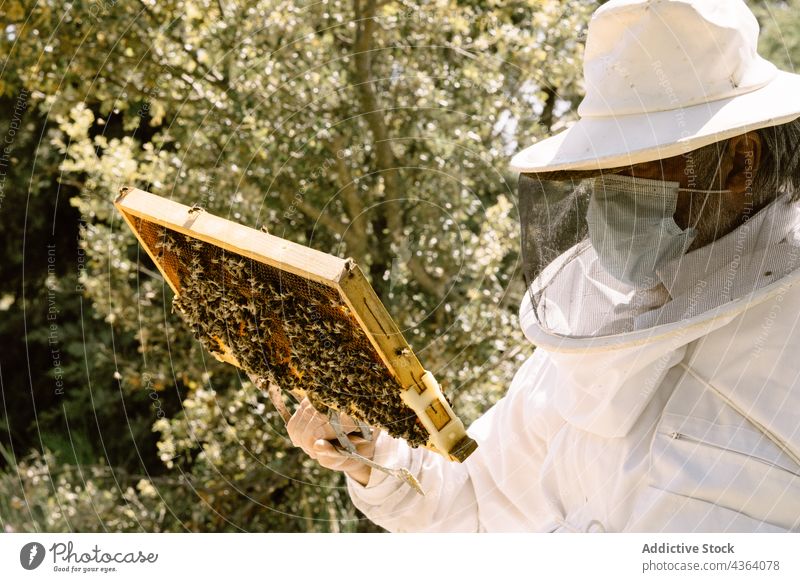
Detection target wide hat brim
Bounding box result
[510,70,800,174]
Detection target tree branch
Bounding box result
[328,135,367,257]
[540,85,557,133]
[288,195,348,240]
[351,0,444,295]
[352,0,397,194]
[135,0,230,92]
[406,256,444,297]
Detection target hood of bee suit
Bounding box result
[516,194,800,438]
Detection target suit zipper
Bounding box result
[665,431,800,478]
[678,362,800,469]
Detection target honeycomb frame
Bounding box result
[115,186,477,462]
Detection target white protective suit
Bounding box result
[346,194,800,532]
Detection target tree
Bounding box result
[754,0,800,72]
[0,0,593,531]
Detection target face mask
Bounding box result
[586,174,729,289]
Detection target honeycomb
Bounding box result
[135,217,429,446]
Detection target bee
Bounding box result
[164,230,432,447]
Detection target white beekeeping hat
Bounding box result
[510,0,800,173]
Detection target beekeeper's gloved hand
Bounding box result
[287,398,377,486]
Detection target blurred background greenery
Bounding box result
[0,0,795,532]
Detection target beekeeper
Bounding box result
[288,0,800,532]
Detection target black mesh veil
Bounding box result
[518,173,591,320]
[518,169,800,336]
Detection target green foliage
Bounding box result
[755,0,800,72]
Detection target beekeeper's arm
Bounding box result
[287,351,553,532]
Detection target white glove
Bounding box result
[287,397,377,486]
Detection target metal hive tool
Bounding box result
[115,187,478,491]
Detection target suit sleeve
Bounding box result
[346,350,558,532]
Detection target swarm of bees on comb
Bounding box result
[155,228,430,447]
